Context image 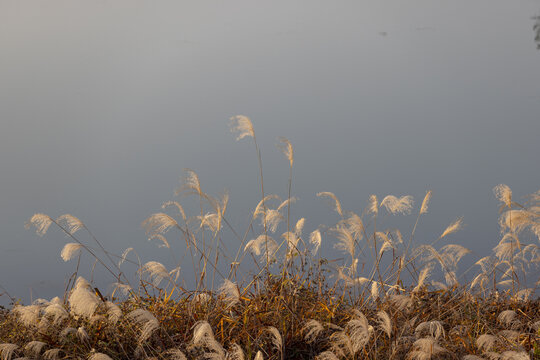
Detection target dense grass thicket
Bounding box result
[1,116,539,360]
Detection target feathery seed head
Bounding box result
[219,279,240,308]
[278,137,294,167]
[420,191,432,214]
[476,334,498,352]
[228,344,244,360]
[24,341,46,357]
[142,213,179,236]
[244,235,277,260]
[161,201,187,221]
[68,277,99,319]
[141,261,170,286]
[148,234,170,249]
[12,305,41,327]
[43,349,62,360]
[414,321,445,340]
[317,192,343,217]
[267,327,283,354]
[0,344,18,360]
[89,353,114,360]
[303,320,325,343]
[380,195,414,215]
[494,184,513,208]
[295,218,305,236]
[60,243,82,262]
[165,349,187,360]
[440,217,463,239]
[310,230,322,256]
[128,309,160,343]
[105,301,122,324]
[56,214,84,234]
[368,195,378,215]
[43,303,68,324]
[193,321,215,345]
[498,310,519,327]
[25,213,53,236]
[229,115,255,141]
[376,311,392,338]
[315,352,339,360]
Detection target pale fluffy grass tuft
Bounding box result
[25,213,53,236]
[497,310,519,327]
[389,294,413,311]
[141,213,179,236]
[244,235,278,260]
[277,137,294,167]
[148,234,170,249]
[56,214,85,234]
[228,344,244,360]
[476,334,498,352]
[68,277,100,319]
[60,243,82,262]
[0,344,18,360]
[315,351,339,360]
[380,195,414,215]
[494,184,513,208]
[12,305,41,326]
[303,319,324,343]
[88,353,113,360]
[161,201,187,221]
[420,190,432,214]
[413,264,433,293]
[333,226,355,257]
[127,309,160,343]
[267,327,283,355]
[414,321,445,340]
[440,217,463,238]
[192,321,215,345]
[229,115,255,141]
[317,192,343,217]
[376,311,392,337]
[105,301,122,324]
[409,337,446,359]
[368,195,378,215]
[24,341,46,357]
[254,351,264,360]
[219,279,240,308]
[500,351,530,360]
[42,349,62,360]
[310,230,322,256]
[141,261,170,286]
[164,349,187,360]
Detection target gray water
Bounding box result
[1,0,539,305]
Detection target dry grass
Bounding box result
[1,116,539,360]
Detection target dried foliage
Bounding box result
[1,122,539,360]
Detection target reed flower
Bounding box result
[380,195,414,215]
[68,277,100,319]
[60,243,82,262]
[25,213,53,236]
[229,115,255,141]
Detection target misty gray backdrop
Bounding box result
[1,0,539,304]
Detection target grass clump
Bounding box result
[1,116,539,359]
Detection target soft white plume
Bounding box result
[229,115,255,141]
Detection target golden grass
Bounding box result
[1,116,539,359]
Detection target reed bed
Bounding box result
[1,116,539,360]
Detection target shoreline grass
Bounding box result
[1,116,539,359]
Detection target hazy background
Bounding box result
[1,0,539,304]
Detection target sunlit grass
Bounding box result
[1,116,539,360]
